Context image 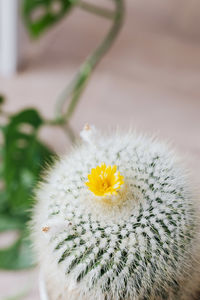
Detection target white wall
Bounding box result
[0,0,21,77]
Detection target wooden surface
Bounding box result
[0,0,200,299]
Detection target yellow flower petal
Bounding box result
[85,163,124,197]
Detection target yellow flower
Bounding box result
[85,163,124,197]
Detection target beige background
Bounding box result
[0,0,200,299]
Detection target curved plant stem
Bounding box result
[55,0,125,136]
[77,1,116,19]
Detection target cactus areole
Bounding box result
[33,126,199,300]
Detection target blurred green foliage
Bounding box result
[0,98,54,269]
[23,0,79,37]
[0,0,77,270]
[0,0,124,271]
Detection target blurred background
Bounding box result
[0,0,200,299]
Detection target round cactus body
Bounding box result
[33,126,200,300]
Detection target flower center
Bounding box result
[85,163,124,197]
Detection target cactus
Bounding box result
[32,126,200,300]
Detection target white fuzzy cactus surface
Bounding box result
[33,126,200,300]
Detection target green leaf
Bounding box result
[0,234,35,270]
[9,108,43,128]
[22,0,79,37]
[0,108,55,269]
[0,95,5,105]
[0,108,54,218]
[0,215,24,232]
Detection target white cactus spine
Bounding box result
[32,126,200,300]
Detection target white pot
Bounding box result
[39,270,49,300]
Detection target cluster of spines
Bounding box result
[38,134,196,299]
[45,204,193,299]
